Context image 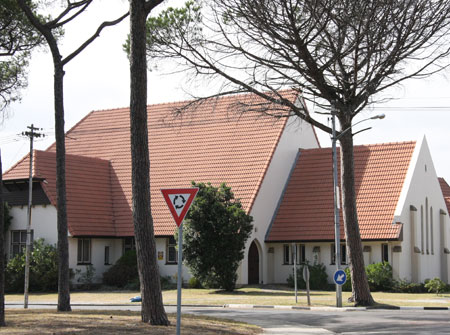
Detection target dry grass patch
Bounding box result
[0,309,261,334]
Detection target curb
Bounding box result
[6,303,450,311]
[223,303,450,311]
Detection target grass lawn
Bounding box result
[0,309,260,334]
[6,286,450,307]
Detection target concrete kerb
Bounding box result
[223,303,450,311]
[5,302,450,311]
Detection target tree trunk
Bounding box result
[54,60,71,312]
[338,121,374,306]
[129,0,169,325]
[0,152,5,326]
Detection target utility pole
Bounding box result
[22,124,44,309]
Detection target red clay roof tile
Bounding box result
[439,178,450,215]
[267,141,416,242]
[6,91,297,237]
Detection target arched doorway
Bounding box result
[248,241,260,285]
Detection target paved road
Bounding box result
[8,304,450,334]
[177,307,450,334]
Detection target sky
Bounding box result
[1,1,449,184]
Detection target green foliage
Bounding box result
[366,261,393,292]
[3,202,12,234]
[393,279,426,293]
[424,278,447,295]
[102,250,138,288]
[75,265,96,290]
[342,267,352,291]
[0,0,43,111]
[124,1,202,69]
[286,262,329,290]
[160,276,176,290]
[5,238,58,292]
[182,182,253,291]
[188,276,203,289]
[342,262,394,292]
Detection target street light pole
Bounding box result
[331,104,385,308]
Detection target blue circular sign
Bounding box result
[333,269,347,285]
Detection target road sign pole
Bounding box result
[176,222,183,335]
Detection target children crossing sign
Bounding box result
[161,188,199,226]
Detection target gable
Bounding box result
[267,141,416,242]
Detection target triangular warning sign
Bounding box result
[161,188,199,227]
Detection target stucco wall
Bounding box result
[238,115,319,285]
[6,205,58,258]
[393,137,448,283]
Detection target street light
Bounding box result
[331,104,385,307]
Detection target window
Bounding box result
[11,230,33,258]
[297,244,306,264]
[420,205,424,254]
[426,198,429,254]
[331,244,347,265]
[283,244,306,265]
[166,237,177,264]
[283,245,290,264]
[430,207,434,255]
[381,244,389,262]
[77,238,91,264]
[123,237,135,253]
[104,246,110,265]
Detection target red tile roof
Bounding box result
[5,91,298,237]
[439,178,450,215]
[4,150,115,236]
[267,141,417,242]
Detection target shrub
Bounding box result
[342,262,394,292]
[425,278,447,295]
[366,261,393,291]
[160,275,176,290]
[188,276,203,289]
[102,250,138,288]
[76,265,96,290]
[341,267,352,291]
[5,238,58,293]
[287,262,329,290]
[183,182,253,291]
[393,279,426,293]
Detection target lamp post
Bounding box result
[331,102,385,307]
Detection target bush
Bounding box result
[425,278,447,295]
[160,275,176,290]
[183,182,253,291]
[341,267,352,291]
[76,265,96,290]
[188,276,203,289]
[102,250,138,288]
[393,279,426,293]
[287,262,329,290]
[366,261,393,291]
[5,239,58,293]
[342,262,394,292]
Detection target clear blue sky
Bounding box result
[1,1,449,185]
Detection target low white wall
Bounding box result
[6,205,58,258]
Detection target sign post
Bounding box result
[161,188,199,335]
[303,265,311,306]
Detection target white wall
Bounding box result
[6,205,58,258]
[69,237,122,284]
[237,115,319,285]
[394,137,448,283]
[156,237,192,283]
